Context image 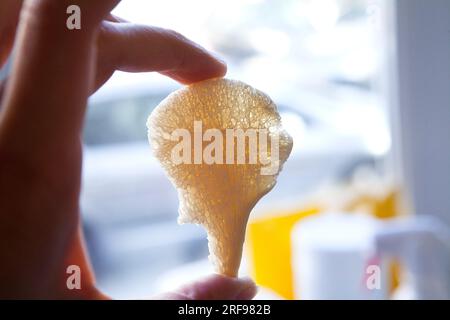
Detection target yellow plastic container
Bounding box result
[246,207,320,299]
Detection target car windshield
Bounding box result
[84,93,168,146]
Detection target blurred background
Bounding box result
[78,0,450,299]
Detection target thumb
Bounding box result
[154,274,258,300]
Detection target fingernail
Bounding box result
[210,52,227,67]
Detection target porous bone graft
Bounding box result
[147,78,293,277]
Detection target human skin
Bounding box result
[0,0,257,299]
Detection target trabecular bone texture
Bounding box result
[147,78,293,277]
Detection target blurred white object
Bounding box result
[383,0,450,299]
[291,213,388,300]
[375,216,450,300]
[292,213,450,300]
[387,0,450,227]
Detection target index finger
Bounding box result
[93,22,227,91]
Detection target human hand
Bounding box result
[0,0,256,299]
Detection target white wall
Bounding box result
[390,0,450,224]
